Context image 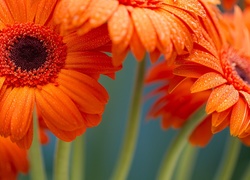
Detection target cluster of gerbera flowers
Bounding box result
[1,0,250,178]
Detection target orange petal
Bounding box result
[58,70,108,114]
[0,87,33,141]
[65,24,111,52]
[108,5,130,44]
[15,122,33,149]
[206,85,239,113]
[130,27,146,61]
[165,0,206,18]
[35,84,84,131]
[240,91,250,107]
[191,72,227,93]
[131,8,156,52]
[184,49,223,73]
[65,51,121,77]
[212,116,229,134]
[221,0,238,10]
[0,0,14,26]
[143,9,171,50]
[212,108,231,128]
[89,0,118,25]
[189,116,213,147]
[230,97,249,136]
[10,87,34,141]
[173,64,212,78]
[44,117,85,142]
[82,114,102,127]
[34,0,58,25]
[4,0,27,22]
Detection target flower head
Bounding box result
[55,0,207,65]
[0,136,28,179]
[147,2,250,146]
[146,62,213,146]
[0,0,120,148]
[172,5,250,144]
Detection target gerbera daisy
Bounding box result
[146,61,213,146]
[55,0,207,66]
[0,0,120,149]
[172,4,250,145]
[0,136,28,179]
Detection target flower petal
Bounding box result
[65,51,121,78]
[189,116,213,147]
[35,84,84,131]
[131,8,157,52]
[206,85,239,113]
[108,5,130,44]
[10,87,34,141]
[33,0,58,25]
[58,70,108,114]
[230,97,249,136]
[0,87,33,142]
[191,72,227,93]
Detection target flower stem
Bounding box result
[157,104,207,180]
[242,163,250,180]
[54,140,72,180]
[175,143,198,180]
[29,107,47,180]
[70,135,85,180]
[111,59,146,180]
[214,136,241,180]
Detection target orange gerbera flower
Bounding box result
[0,136,28,179]
[55,0,207,65]
[172,4,250,145]
[147,2,250,146]
[146,62,213,146]
[0,0,120,149]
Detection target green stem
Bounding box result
[157,104,207,180]
[175,143,198,180]
[214,136,241,180]
[111,59,146,180]
[241,163,250,180]
[54,140,72,180]
[29,107,47,180]
[71,135,85,180]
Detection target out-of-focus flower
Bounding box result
[55,0,208,65]
[173,5,250,145]
[146,62,212,146]
[0,0,120,149]
[147,2,250,146]
[0,136,28,180]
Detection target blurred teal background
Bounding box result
[20,54,250,180]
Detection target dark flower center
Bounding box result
[221,47,250,93]
[234,64,250,84]
[0,23,67,87]
[10,36,48,71]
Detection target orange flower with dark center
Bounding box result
[0,136,28,179]
[147,2,250,146]
[0,0,121,149]
[55,0,206,65]
[172,5,250,145]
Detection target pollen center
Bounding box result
[10,36,48,71]
[0,23,67,87]
[221,47,250,93]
